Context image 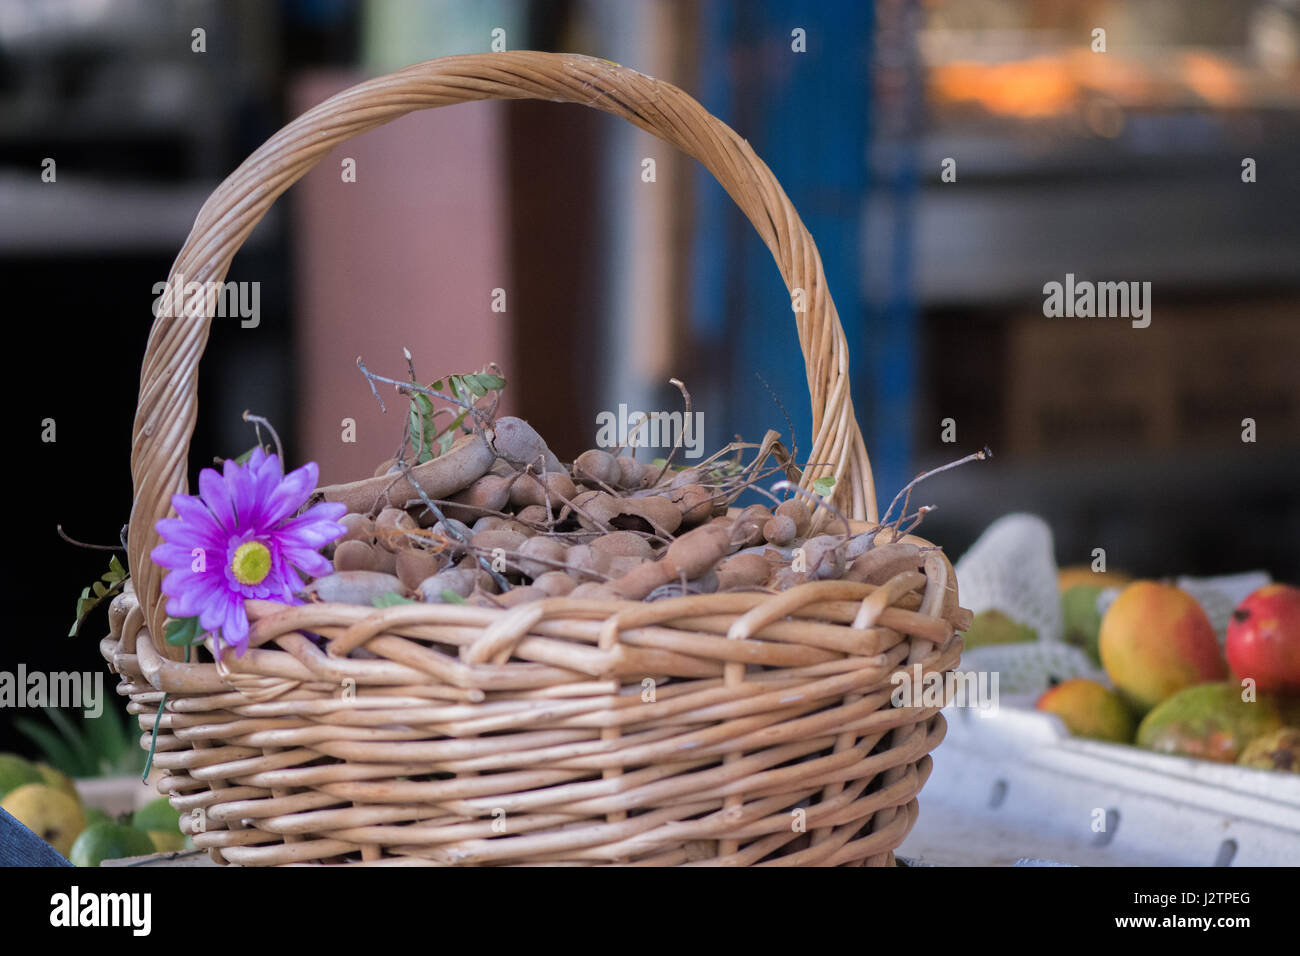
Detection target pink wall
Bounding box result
[290,72,512,485]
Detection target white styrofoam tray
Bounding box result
[899,701,1300,867]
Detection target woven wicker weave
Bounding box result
[103,51,966,866]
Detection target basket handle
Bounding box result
[129,51,878,649]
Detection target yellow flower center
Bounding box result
[231,541,272,586]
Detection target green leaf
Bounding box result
[651,457,668,469]
[475,372,506,391]
[102,555,128,585]
[15,718,86,777]
[70,555,129,637]
[440,589,467,605]
[463,375,488,398]
[233,445,261,465]
[812,475,836,498]
[44,706,95,774]
[372,592,416,608]
[164,616,205,646]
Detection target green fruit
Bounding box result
[962,609,1038,649]
[132,797,180,834]
[34,763,80,802]
[1238,727,1300,773]
[1,783,87,857]
[68,822,156,867]
[83,806,113,829]
[1037,678,1136,743]
[0,754,43,800]
[1136,682,1284,763]
[1062,585,1105,665]
[147,830,187,852]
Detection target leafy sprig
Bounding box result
[70,556,129,637]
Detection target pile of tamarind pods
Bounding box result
[301,417,922,610]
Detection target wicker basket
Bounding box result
[103,51,967,866]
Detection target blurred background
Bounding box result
[3,0,1298,754]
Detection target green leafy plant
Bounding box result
[408,370,507,463]
[16,695,145,779]
[812,475,836,498]
[70,556,128,637]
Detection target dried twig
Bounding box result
[57,526,126,552]
[650,378,691,486]
[879,446,992,527]
[242,410,284,463]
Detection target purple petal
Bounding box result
[282,546,333,579]
[198,467,238,533]
[221,600,251,656]
[151,542,211,572]
[260,461,319,526]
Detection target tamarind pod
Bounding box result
[444,473,517,523]
[425,519,472,557]
[564,544,612,580]
[730,504,771,549]
[451,554,501,592]
[489,458,516,478]
[338,513,376,544]
[606,554,651,578]
[843,531,877,561]
[715,552,771,590]
[768,567,809,591]
[304,571,407,606]
[494,585,546,608]
[615,456,649,490]
[514,504,550,527]
[491,417,565,474]
[646,570,718,601]
[569,582,619,600]
[475,515,533,535]
[517,536,569,579]
[509,471,578,510]
[775,499,812,538]
[396,548,448,591]
[470,529,528,573]
[314,433,495,514]
[589,531,655,560]
[333,539,379,573]
[467,588,505,608]
[727,542,794,562]
[561,489,608,528]
[668,468,701,490]
[660,523,731,580]
[372,458,398,477]
[532,571,577,597]
[690,569,719,594]
[844,542,923,585]
[610,560,672,600]
[671,483,716,526]
[763,514,797,546]
[576,492,682,536]
[617,495,682,536]
[418,568,478,602]
[574,448,621,487]
[370,546,398,575]
[375,507,418,552]
[800,534,846,581]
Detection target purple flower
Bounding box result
[150,448,346,656]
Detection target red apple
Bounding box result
[1226,584,1300,693]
